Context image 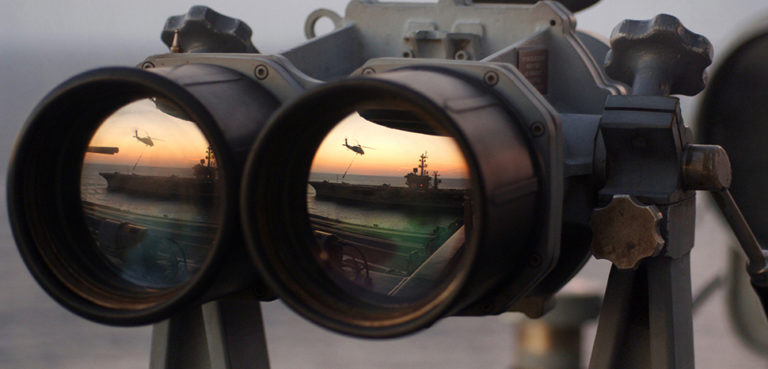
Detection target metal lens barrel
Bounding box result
[8,65,279,325]
[242,67,545,337]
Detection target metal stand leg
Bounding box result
[588,254,694,369]
[150,296,270,369]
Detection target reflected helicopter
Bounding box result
[134,129,164,147]
[342,137,374,155]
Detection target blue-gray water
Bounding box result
[5,3,768,366]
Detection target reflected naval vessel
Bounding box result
[309,153,467,209]
[99,147,218,200]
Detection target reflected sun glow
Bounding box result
[84,99,210,168]
[311,113,469,179]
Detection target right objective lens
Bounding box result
[307,111,471,303]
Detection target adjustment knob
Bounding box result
[162,6,259,53]
[591,195,665,269]
[604,14,712,96]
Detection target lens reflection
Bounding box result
[308,112,471,303]
[80,99,221,289]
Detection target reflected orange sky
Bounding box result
[310,113,470,178]
[84,99,210,168]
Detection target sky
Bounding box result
[310,112,470,178]
[83,99,210,168]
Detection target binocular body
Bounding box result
[8,0,711,339]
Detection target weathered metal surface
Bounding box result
[161,6,259,53]
[682,144,732,191]
[589,256,694,369]
[591,194,664,269]
[604,14,712,96]
[587,14,709,368]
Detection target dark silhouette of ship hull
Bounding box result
[98,146,218,200]
[99,172,216,200]
[309,152,467,209]
[308,182,466,210]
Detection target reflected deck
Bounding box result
[310,213,463,295]
[81,200,216,273]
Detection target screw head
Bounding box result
[254,64,269,80]
[483,71,499,86]
[454,50,471,61]
[531,121,546,137]
[141,61,155,69]
[362,67,376,75]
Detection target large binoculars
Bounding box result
[8,1,723,338]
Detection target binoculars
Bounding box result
[11,2,767,354]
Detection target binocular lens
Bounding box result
[307,112,471,303]
[80,99,222,289]
[244,68,548,337]
[10,65,281,324]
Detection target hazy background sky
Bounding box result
[4,0,768,368]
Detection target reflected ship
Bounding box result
[99,146,218,200]
[309,152,467,210]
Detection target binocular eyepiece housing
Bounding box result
[243,67,554,337]
[9,65,279,325]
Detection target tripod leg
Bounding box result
[203,297,270,369]
[588,265,648,369]
[150,307,211,369]
[646,254,694,369]
[149,297,270,369]
[589,255,694,369]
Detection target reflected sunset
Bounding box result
[310,113,470,179]
[84,99,210,168]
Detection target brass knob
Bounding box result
[590,195,664,269]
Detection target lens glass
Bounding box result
[80,99,221,289]
[308,111,471,303]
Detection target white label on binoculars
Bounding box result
[307,111,471,303]
[80,99,221,289]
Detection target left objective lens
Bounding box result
[9,65,280,324]
[81,99,222,290]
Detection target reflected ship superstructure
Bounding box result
[309,152,467,210]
